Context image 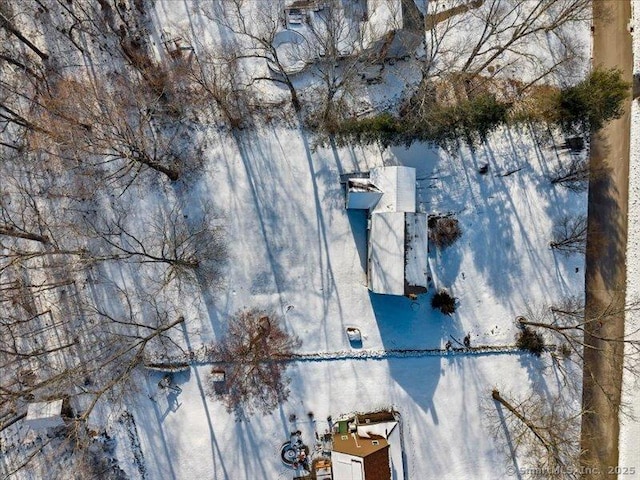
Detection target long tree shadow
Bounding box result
[585,138,625,291]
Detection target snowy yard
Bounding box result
[129,355,573,480]
[114,121,587,479]
[0,0,606,478]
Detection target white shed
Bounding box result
[25,400,64,429]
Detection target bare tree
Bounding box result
[185,36,253,128]
[550,157,589,192]
[0,270,185,477]
[83,201,225,286]
[516,296,640,414]
[209,309,301,417]
[0,167,96,279]
[550,215,587,255]
[421,0,589,103]
[30,76,184,182]
[0,271,187,425]
[304,1,378,123]
[202,0,302,112]
[457,0,590,77]
[0,7,49,61]
[490,389,583,479]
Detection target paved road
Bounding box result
[581,1,633,478]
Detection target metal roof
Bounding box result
[370,166,416,213]
[368,212,406,295]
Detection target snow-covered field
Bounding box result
[130,355,568,480]
[0,0,599,478]
[101,2,592,480]
[115,120,586,479]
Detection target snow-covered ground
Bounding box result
[128,354,572,480]
[196,127,584,353]
[619,0,640,473]
[112,119,586,479]
[103,3,591,479]
[0,1,595,478]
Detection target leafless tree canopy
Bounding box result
[550,215,587,255]
[550,157,590,192]
[516,295,640,415]
[490,389,582,479]
[209,309,301,417]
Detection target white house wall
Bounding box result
[332,451,365,480]
[347,190,384,209]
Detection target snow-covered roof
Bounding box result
[368,212,406,295]
[357,421,398,439]
[405,213,429,292]
[368,211,428,296]
[370,166,416,213]
[347,179,383,209]
[25,400,64,429]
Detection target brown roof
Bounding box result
[364,447,392,480]
[356,411,395,425]
[332,432,389,458]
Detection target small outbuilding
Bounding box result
[284,0,327,27]
[25,400,64,429]
[332,432,391,480]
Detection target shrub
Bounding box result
[516,327,545,356]
[556,68,630,133]
[334,112,403,147]
[431,289,456,315]
[333,94,511,148]
[428,215,462,248]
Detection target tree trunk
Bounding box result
[492,389,554,452]
[0,226,49,244]
[0,412,27,434]
[0,12,49,61]
[0,53,42,81]
[133,152,180,181]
